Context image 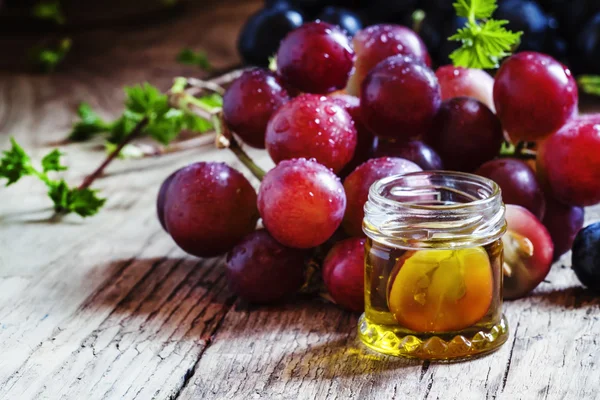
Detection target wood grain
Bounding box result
[0,1,600,398]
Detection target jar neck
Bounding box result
[363,171,506,249]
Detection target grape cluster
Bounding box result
[239,0,600,74]
[159,19,600,310]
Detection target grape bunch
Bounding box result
[238,0,600,75]
[158,15,600,311]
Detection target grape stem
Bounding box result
[79,117,149,190]
[499,141,537,160]
[171,78,267,181]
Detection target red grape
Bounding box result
[276,21,354,94]
[361,55,441,140]
[329,94,375,177]
[164,162,259,258]
[258,158,346,248]
[503,205,554,299]
[346,24,431,96]
[493,52,578,142]
[543,196,585,260]
[223,68,291,148]
[265,94,357,173]
[475,158,546,220]
[226,229,306,304]
[425,97,503,172]
[157,169,180,232]
[371,138,443,170]
[435,65,495,112]
[343,157,421,237]
[537,116,600,206]
[322,237,366,312]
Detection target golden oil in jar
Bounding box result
[359,171,509,360]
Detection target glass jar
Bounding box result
[358,171,509,361]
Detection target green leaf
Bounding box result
[578,75,600,96]
[41,149,67,173]
[30,38,71,73]
[197,93,223,110]
[453,0,497,20]
[69,103,112,141]
[124,83,170,116]
[449,18,522,69]
[106,116,137,144]
[177,49,212,71]
[182,113,214,133]
[32,0,66,24]
[0,138,34,185]
[48,180,106,217]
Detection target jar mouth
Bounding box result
[364,171,506,249]
[370,171,501,211]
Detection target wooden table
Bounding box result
[1,1,599,399]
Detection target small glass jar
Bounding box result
[358,171,509,361]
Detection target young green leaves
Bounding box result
[0,138,105,217]
[578,75,600,96]
[69,83,216,146]
[177,49,212,71]
[449,0,522,69]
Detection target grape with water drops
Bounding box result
[258,158,347,249]
[537,115,600,207]
[276,21,355,94]
[361,54,441,140]
[346,24,431,96]
[265,94,357,173]
[164,162,259,258]
[435,65,495,112]
[223,68,291,149]
[493,52,578,143]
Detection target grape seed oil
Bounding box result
[359,238,508,360]
[359,171,510,361]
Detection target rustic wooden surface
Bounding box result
[0,1,599,399]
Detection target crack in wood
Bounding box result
[501,320,520,392]
[169,295,237,400]
[422,373,434,400]
[419,361,430,381]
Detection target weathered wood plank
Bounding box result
[1,0,600,398]
[178,210,600,400]
[0,1,265,398]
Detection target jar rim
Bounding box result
[363,170,506,249]
[369,170,501,211]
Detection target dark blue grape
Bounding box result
[238,7,305,66]
[544,16,569,61]
[572,222,600,292]
[422,0,455,20]
[549,0,600,40]
[361,0,418,24]
[495,0,549,52]
[265,0,335,16]
[574,13,600,74]
[316,6,363,36]
[264,0,293,9]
